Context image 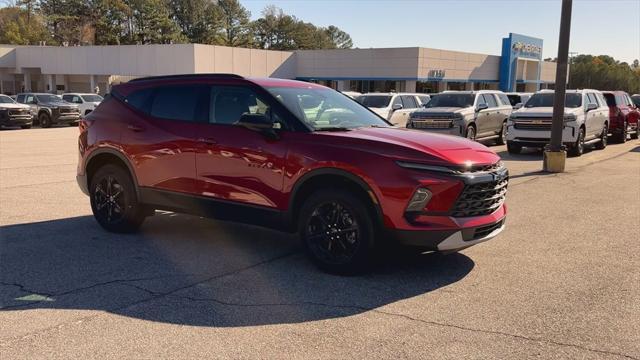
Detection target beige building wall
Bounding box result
[418,48,501,81]
[296,48,420,79]
[193,44,295,78]
[540,61,557,82]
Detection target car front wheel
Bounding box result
[39,113,51,128]
[569,127,585,157]
[299,189,376,275]
[465,125,476,141]
[90,164,146,233]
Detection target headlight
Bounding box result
[563,114,576,122]
[453,113,465,121]
[50,106,59,110]
[396,161,458,174]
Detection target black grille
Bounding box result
[60,107,76,114]
[451,178,508,217]
[465,162,503,174]
[472,220,504,240]
[9,109,29,116]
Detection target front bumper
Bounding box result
[53,113,81,124]
[506,125,577,147]
[0,114,33,127]
[390,217,506,251]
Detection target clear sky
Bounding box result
[242,0,640,63]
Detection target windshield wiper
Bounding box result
[314,126,352,132]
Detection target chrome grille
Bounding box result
[412,119,453,129]
[513,117,552,131]
[451,178,508,218]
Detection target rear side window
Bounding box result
[149,85,207,122]
[125,88,154,113]
[418,95,430,105]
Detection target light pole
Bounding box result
[543,0,573,173]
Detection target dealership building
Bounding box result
[0,33,556,96]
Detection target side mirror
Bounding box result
[476,103,489,112]
[586,103,597,112]
[237,113,274,130]
[514,103,523,110]
[392,103,403,111]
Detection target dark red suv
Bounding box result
[77,74,508,274]
[602,91,640,143]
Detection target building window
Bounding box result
[416,81,438,93]
[348,80,404,94]
[446,82,466,91]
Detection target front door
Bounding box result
[475,94,493,138]
[194,85,288,209]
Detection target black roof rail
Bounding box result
[129,73,244,83]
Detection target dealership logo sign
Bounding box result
[428,69,446,79]
[512,41,541,58]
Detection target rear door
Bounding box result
[120,83,206,195]
[192,84,288,209]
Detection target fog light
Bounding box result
[406,188,432,212]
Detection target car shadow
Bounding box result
[0,213,474,327]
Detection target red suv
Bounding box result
[602,91,640,143]
[77,74,508,274]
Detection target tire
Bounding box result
[299,188,376,275]
[595,123,607,150]
[615,121,628,143]
[632,124,639,139]
[20,125,32,129]
[465,124,476,141]
[569,127,585,157]
[89,164,145,233]
[507,141,522,154]
[38,112,51,128]
[496,121,507,145]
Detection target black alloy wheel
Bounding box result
[595,124,607,150]
[39,113,51,128]
[90,164,145,233]
[300,189,375,274]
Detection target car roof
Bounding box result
[537,89,600,94]
[601,90,628,95]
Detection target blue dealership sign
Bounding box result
[499,33,543,92]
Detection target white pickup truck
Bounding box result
[506,89,609,156]
[62,93,104,118]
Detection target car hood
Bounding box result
[514,107,581,117]
[320,127,500,166]
[0,103,30,110]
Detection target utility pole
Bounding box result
[543,0,573,173]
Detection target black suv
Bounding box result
[16,93,81,127]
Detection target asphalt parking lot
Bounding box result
[1,127,639,359]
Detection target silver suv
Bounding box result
[407,90,513,143]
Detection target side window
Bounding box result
[400,95,417,108]
[498,93,511,107]
[418,96,430,105]
[392,96,402,108]
[62,95,72,102]
[484,94,498,108]
[125,88,155,113]
[17,94,25,103]
[25,95,35,104]
[149,85,207,122]
[210,86,274,125]
[625,95,634,107]
[585,93,597,107]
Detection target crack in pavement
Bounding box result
[0,250,298,347]
[169,295,639,360]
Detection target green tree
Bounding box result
[0,6,51,45]
[568,54,640,94]
[168,0,221,44]
[39,0,93,45]
[324,25,352,49]
[127,0,186,44]
[216,0,251,47]
[92,0,131,45]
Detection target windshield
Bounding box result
[507,95,521,106]
[266,87,390,130]
[525,93,582,108]
[425,94,474,108]
[35,94,63,103]
[355,95,392,108]
[81,94,103,102]
[0,95,16,104]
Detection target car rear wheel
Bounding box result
[569,127,585,157]
[496,121,507,145]
[299,189,376,275]
[39,113,51,128]
[615,121,628,143]
[595,123,608,150]
[631,124,639,139]
[90,164,145,233]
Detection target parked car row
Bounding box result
[0,92,103,129]
[352,88,638,158]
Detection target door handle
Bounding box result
[127,124,144,132]
[198,137,217,145]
